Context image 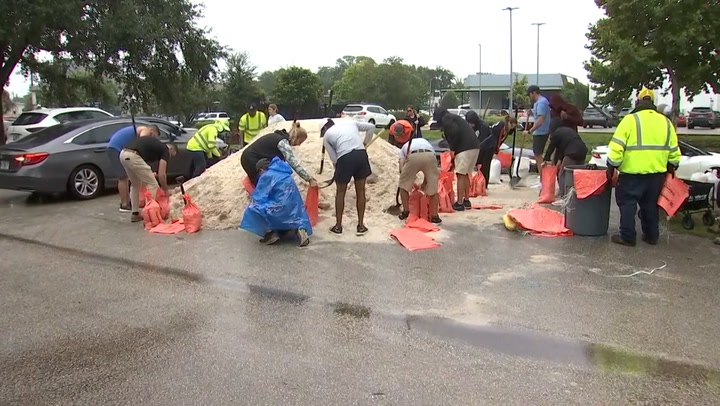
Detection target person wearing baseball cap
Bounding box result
[523,85,552,189]
[239,104,268,146]
[607,87,680,247]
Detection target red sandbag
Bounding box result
[390,228,441,251]
[537,165,558,204]
[419,193,430,221]
[408,187,422,223]
[437,173,455,213]
[242,176,255,195]
[182,195,203,233]
[142,191,163,230]
[469,165,488,198]
[406,218,440,233]
[156,188,170,220]
[658,174,689,217]
[305,185,319,226]
[507,206,573,237]
[138,185,147,208]
[440,151,454,172]
[574,170,608,199]
[497,152,512,169]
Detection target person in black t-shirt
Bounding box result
[543,118,588,196]
[120,136,178,222]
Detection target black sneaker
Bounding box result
[463,199,472,208]
[297,229,310,247]
[452,202,465,211]
[641,235,658,245]
[430,215,442,224]
[398,211,409,220]
[356,225,369,236]
[131,213,143,223]
[119,204,132,213]
[611,234,636,247]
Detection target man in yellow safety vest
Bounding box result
[239,104,268,146]
[607,88,681,247]
[187,120,229,179]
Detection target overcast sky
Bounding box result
[6,0,717,109]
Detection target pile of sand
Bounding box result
[169,119,404,232]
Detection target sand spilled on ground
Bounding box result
[169,119,539,242]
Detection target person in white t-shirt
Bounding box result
[267,104,285,125]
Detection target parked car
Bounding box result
[0,118,193,200]
[687,107,716,129]
[341,104,396,128]
[677,114,687,127]
[582,107,610,128]
[6,107,113,142]
[618,107,631,119]
[588,140,720,180]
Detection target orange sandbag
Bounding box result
[242,176,255,195]
[506,206,573,237]
[437,173,455,213]
[390,228,441,251]
[658,174,690,217]
[138,185,147,208]
[156,188,170,220]
[497,152,512,169]
[472,204,504,210]
[182,195,203,233]
[469,165,488,197]
[142,191,163,230]
[419,193,430,221]
[537,165,559,203]
[149,221,186,234]
[574,170,608,199]
[406,218,440,233]
[440,151,454,172]
[408,187,423,223]
[305,185,319,226]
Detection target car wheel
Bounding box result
[388,119,395,127]
[68,164,103,200]
[368,119,376,125]
[688,125,694,129]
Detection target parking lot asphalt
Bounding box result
[1,189,720,404]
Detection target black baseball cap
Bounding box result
[526,85,541,94]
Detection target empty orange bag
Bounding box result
[390,228,441,251]
[497,152,512,169]
[149,221,186,234]
[405,218,440,233]
[537,165,558,204]
[156,188,170,220]
[305,185,319,226]
[242,176,255,195]
[469,165,488,198]
[657,174,689,217]
[573,170,608,199]
[182,195,202,233]
[142,191,163,230]
[506,206,573,237]
[437,173,455,213]
[440,151,454,172]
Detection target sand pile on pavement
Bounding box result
[169,119,405,232]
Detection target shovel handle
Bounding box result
[176,176,188,204]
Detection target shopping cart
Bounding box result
[679,180,716,230]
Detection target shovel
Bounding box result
[385,188,402,215]
[509,105,524,188]
[176,176,188,204]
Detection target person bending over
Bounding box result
[544,118,588,195]
[107,124,159,212]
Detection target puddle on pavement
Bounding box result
[247,284,310,305]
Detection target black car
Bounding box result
[0,118,194,199]
[688,107,716,129]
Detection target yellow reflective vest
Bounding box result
[239,111,267,143]
[607,110,681,174]
[187,123,222,158]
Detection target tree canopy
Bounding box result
[561,81,590,110]
[585,0,720,118]
[272,67,323,117]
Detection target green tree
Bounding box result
[510,74,530,108]
[258,70,279,96]
[333,57,380,104]
[375,57,426,109]
[585,0,720,120]
[561,81,590,109]
[272,67,322,117]
[220,52,264,118]
[440,91,459,110]
[318,56,376,97]
[36,60,120,110]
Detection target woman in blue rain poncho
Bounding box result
[239,157,312,247]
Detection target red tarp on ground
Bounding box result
[506,206,573,237]
[390,228,441,251]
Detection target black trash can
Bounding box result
[563,165,612,236]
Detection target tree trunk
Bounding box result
[667,68,681,124]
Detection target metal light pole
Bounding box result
[531,23,546,86]
[478,44,482,114]
[503,7,518,111]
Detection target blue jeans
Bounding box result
[615,172,666,242]
[188,150,207,179]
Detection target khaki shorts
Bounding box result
[454,149,480,175]
[399,151,439,195]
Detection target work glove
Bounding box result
[666,163,677,177]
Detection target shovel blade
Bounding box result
[509,176,521,188]
[385,205,402,216]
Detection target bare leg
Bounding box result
[400,189,410,212]
[118,177,130,206]
[355,178,367,227]
[334,183,348,229]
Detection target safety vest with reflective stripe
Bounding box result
[607,110,681,174]
[239,112,268,143]
[187,123,221,158]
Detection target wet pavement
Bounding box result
[1,190,719,405]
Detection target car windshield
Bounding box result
[13,123,84,146]
[679,141,710,156]
[343,105,363,112]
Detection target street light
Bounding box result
[503,7,519,111]
[531,23,546,86]
[478,44,482,115]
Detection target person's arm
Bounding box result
[157,159,169,190]
[543,135,557,163]
[238,115,246,145]
[607,116,632,168]
[356,122,376,144]
[277,139,313,182]
[207,128,221,157]
[323,136,338,164]
[667,118,681,168]
[417,115,426,128]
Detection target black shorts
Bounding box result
[335,149,372,184]
[532,134,550,156]
[240,152,260,186]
